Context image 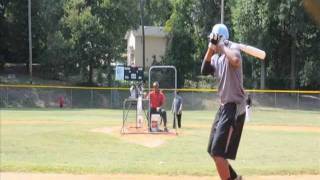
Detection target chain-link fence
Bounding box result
[0,85,319,110]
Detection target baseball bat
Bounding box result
[228,41,266,60]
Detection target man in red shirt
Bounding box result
[147,81,168,132]
[59,96,64,108]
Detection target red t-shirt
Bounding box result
[59,96,64,105]
[148,90,165,109]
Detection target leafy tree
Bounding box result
[231,0,269,89]
[2,0,319,90]
[164,0,197,87]
[232,0,320,89]
[36,0,66,78]
[0,0,10,69]
[1,0,62,71]
[144,0,173,26]
[270,0,319,89]
[60,0,139,84]
[299,60,320,89]
[1,0,50,66]
[40,31,74,80]
[2,0,29,65]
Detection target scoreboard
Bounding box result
[124,66,143,81]
[116,65,143,81]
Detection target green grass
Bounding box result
[0,108,319,176]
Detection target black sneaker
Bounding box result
[164,127,168,132]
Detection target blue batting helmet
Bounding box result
[209,24,229,40]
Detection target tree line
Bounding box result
[0,0,319,89]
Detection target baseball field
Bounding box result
[0,107,319,180]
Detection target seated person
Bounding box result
[146,81,168,132]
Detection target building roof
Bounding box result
[125,26,168,39]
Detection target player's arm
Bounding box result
[204,43,216,62]
[144,92,150,99]
[221,45,241,68]
[201,43,216,76]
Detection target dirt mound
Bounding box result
[91,126,177,148]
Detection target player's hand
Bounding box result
[156,107,160,112]
[209,33,219,45]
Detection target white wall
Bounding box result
[127,32,136,66]
[133,36,167,68]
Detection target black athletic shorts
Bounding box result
[207,103,245,160]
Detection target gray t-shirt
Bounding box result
[211,43,245,106]
[172,95,183,114]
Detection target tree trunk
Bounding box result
[260,61,266,89]
[290,38,296,90]
[107,58,112,87]
[89,62,93,84]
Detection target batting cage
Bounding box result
[147,65,178,135]
[120,65,178,135]
[120,66,149,134]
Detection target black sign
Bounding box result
[124,66,144,81]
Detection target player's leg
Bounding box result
[149,108,157,129]
[208,103,237,180]
[214,160,242,180]
[207,108,221,154]
[213,156,231,180]
[173,112,176,128]
[226,113,246,180]
[226,113,245,159]
[177,113,181,128]
[160,109,168,131]
[228,163,238,179]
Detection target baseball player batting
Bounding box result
[201,23,246,180]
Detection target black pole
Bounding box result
[28,0,32,83]
[221,0,224,23]
[140,0,145,71]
